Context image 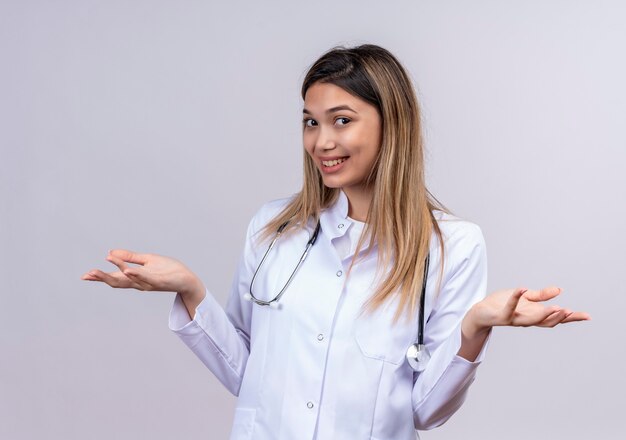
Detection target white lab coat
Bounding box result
[169,191,489,440]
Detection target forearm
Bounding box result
[413,319,487,430]
[457,305,491,362]
[169,291,250,395]
[413,356,480,430]
[178,276,207,320]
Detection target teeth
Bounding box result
[322,158,347,167]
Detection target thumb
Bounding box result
[502,288,527,318]
[524,286,562,302]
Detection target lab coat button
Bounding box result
[307,401,314,409]
[336,270,343,277]
[317,334,324,341]
[338,223,344,229]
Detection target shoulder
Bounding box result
[432,210,484,248]
[431,210,486,273]
[247,194,296,235]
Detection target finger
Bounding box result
[537,308,568,328]
[81,271,99,280]
[106,255,130,273]
[516,305,561,327]
[502,288,528,318]
[123,266,158,290]
[523,286,562,302]
[109,249,150,266]
[561,311,592,323]
[82,269,134,288]
[81,269,110,282]
[124,270,154,291]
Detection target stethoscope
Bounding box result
[243,220,321,307]
[243,220,431,372]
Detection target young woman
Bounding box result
[82,44,589,439]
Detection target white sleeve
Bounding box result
[168,215,258,396]
[412,222,489,430]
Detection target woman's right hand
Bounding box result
[81,249,206,313]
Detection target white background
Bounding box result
[1,1,624,438]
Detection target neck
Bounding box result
[343,186,373,222]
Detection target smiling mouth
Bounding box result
[322,157,348,167]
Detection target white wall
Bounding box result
[1,1,624,438]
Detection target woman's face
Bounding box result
[303,82,382,199]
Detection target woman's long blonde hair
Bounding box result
[262,44,447,321]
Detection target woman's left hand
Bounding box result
[470,286,590,332]
[458,287,591,361]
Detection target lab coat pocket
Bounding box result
[229,407,256,440]
[354,311,416,365]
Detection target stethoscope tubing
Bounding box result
[417,253,430,346]
[247,220,321,307]
[245,220,430,372]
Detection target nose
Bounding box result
[314,126,336,152]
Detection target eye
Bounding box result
[303,118,317,127]
[335,117,351,126]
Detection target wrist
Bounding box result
[179,275,205,302]
[462,303,492,340]
[178,275,206,321]
[458,304,492,362]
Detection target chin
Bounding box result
[320,178,346,190]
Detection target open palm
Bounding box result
[81,249,201,295]
[474,286,590,329]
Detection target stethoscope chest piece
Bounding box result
[406,343,431,373]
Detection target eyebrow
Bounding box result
[302,105,358,115]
